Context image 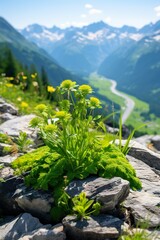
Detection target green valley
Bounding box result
[87,73,160,135]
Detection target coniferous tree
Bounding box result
[4,48,18,78]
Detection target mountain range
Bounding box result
[20,21,160,74]
[0,16,160,117]
[20,20,160,116]
[0,17,76,86]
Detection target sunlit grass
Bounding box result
[87,73,160,135]
[0,77,54,114]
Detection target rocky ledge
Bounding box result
[0,98,160,240]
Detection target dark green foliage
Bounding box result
[11,146,50,174]
[98,145,142,190]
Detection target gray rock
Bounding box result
[151,135,160,151]
[124,191,160,228]
[19,224,66,240]
[0,175,54,223]
[0,112,17,122]
[116,140,160,170]
[66,177,130,212]
[0,114,36,138]
[14,183,54,223]
[0,166,14,180]
[0,102,18,115]
[124,155,160,228]
[0,154,19,166]
[0,213,51,240]
[127,155,160,196]
[63,214,124,240]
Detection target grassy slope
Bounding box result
[0,77,54,115]
[87,73,160,135]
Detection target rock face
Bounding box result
[124,155,160,228]
[0,100,18,116]
[0,213,66,240]
[63,215,124,240]
[124,191,160,228]
[0,114,36,137]
[117,139,160,170]
[0,175,54,223]
[66,177,130,212]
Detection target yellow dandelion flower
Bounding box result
[60,80,76,89]
[35,104,47,112]
[78,84,92,95]
[44,124,57,133]
[31,74,36,79]
[21,101,28,108]
[22,76,27,80]
[90,97,101,107]
[55,111,71,120]
[47,86,56,93]
[5,83,13,88]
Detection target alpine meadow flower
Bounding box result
[47,86,55,93]
[78,84,92,95]
[22,76,27,80]
[55,110,71,120]
[60,80,76,90]
[21,101,28,108]
[5,83,13,88]
[89,97,101,108]
[44,124,57,133]
[31,73,37,79]
[35,104,47,112]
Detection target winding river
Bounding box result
[109,80,135,124]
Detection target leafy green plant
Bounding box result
[11,146,50,174]
[0,133,10,144]
[13,80,142,190]
[14,131,33,153]
[72,192,101,220]
[12,79,142,222]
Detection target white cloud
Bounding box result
[154,5,160,16]
[85,4,93,9]
[104,17,112,24]
[89,8,102,15]
[81,14,87,18]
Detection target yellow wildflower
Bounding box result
[55,111,71,120]
[35,104,47,112]
[31,73,37,79]
[90,97,101,107]
[8,77,14,81]
[22,76,27,80]
[78,84,92,95]
[47,86,55,93]
[44,124,57,133]
[60,80,76,89]
[21,101,28,108]
[5,83,13,88]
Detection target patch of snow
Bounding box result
[120,32,128,39]
[106,33,116,39]
[129,33,143,41]
[153,35,160,41]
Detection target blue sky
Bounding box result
[0,0,160,29]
